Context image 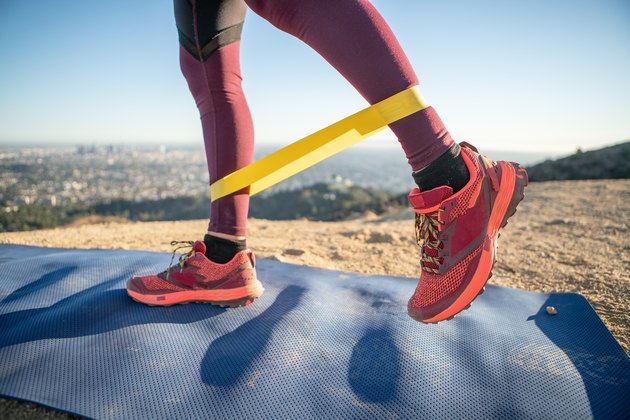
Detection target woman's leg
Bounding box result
[175,0,252,244]
[127,0,265,308]
[244,0,527,325]
[245,0,468,193]
[126,0,263,308]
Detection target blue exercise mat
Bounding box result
[0,244,628,419]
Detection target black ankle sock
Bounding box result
[203,234,247,264]
[412,143,470,193]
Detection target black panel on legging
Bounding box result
[174,0,246,61]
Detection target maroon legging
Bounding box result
[178,0,454,236]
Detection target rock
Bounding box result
[366,232,394,244]
[284,248,305,256]
[546,218,575,226]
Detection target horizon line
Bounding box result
[1,138,628,155]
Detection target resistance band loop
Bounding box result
[210,86,428,202]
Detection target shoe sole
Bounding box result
[417,162,528,324]
[127,281,265,308]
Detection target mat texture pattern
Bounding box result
[0,245,628,419]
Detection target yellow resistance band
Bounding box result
[210,86,428,202]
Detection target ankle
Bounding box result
[412,143,469,193]
[203,233,247,264]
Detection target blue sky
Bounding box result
[0,0,628,153]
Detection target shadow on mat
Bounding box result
[528,294,630,419]
[1,265,77,304]
[341,284,402,402]
[349,327,400,402]
[201,285,305,387]
[0,266,224,349]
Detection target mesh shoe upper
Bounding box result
[128,241,256,296]
[407,142,525,322]
[409,243,483,309]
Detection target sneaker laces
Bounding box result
[165,240,196,280]
[414,210,444,273]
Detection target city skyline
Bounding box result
[1,0,629,153]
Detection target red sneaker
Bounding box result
[408,142,527,323]
[127,240,263,307]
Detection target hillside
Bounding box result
[526,141,630,181]
[0,183,404,232]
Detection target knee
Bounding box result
[179,44,245,114]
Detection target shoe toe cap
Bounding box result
[407,302,435,323]
[407,292,455,324]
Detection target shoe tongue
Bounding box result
[408,185,453,211]
[193,241,206,254]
